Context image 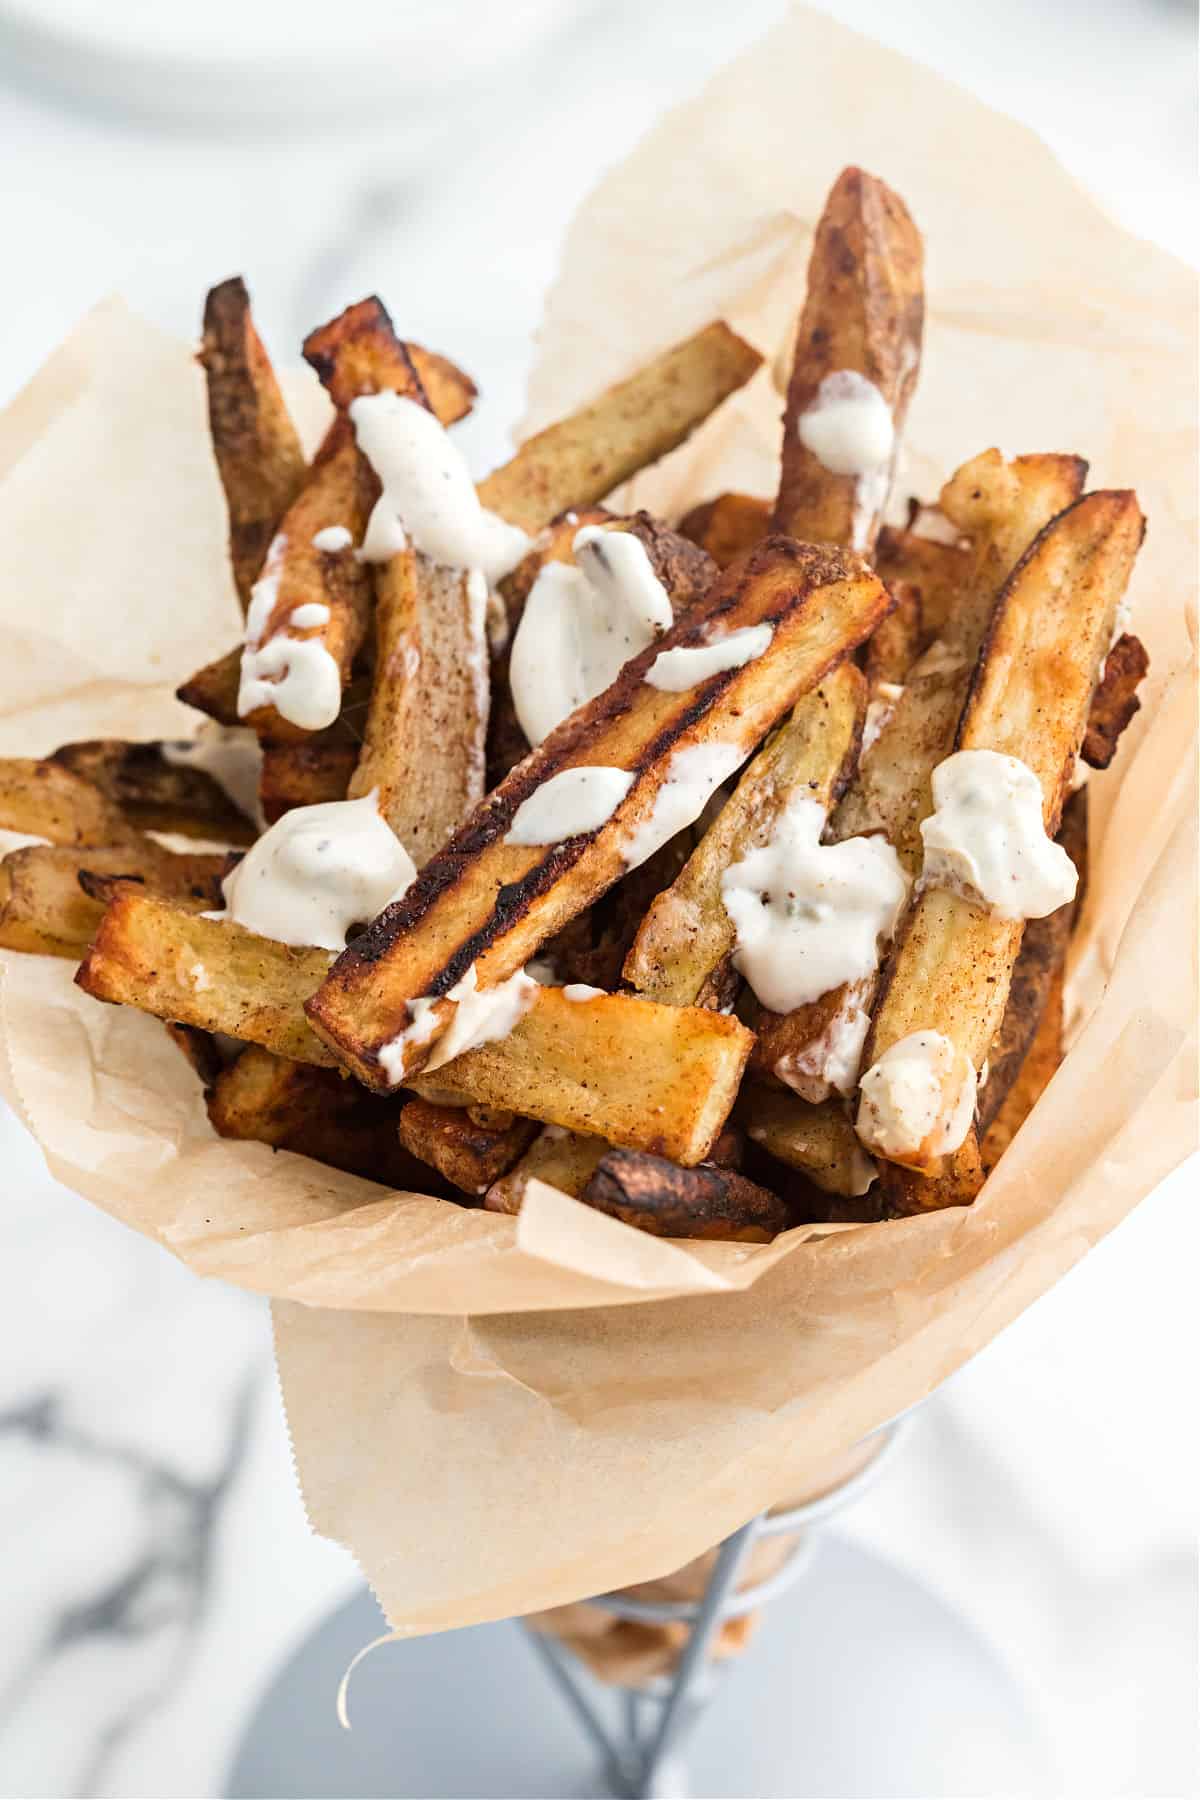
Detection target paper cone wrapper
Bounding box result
[0,6,1194,1627]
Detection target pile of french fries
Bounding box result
[0,166,1150,1239]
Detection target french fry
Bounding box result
[980,965,1065,1173]
[477,322,762,534]
[76,892,338,1065]
[207,1045,432,1189]
[624,662,865,1005]
[300,298,477,425]
[258,739,358,823]
[307,538,892,1086]
[49,739,255,845]
[547,832,693,992]
[484,1127,608,1213]
[736,1087,877,1198]
[176,646,243,727]
[199,277,308,613]
[163,1021,226,1087]
[863,583,922,685]
[1080,633,1149,769]
[678,493,771,569]
[0,843,226,958]
[861,490,1144,1179]
[773,167,924,554]
[0,758,139,847]
[874,524,970,644]
[876,1134,986,1216]
[396,1096,538,1196]
[581,1149,788,1242]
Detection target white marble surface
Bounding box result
[0,3,1195,1796]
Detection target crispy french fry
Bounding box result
[678,493,771,568]
[581,1149,787,1242]
[301,298,476,425]
[0,843,225,958]
[484,1128,608,1213]
[258,739,358,823]
[876,1135,986,1215]
[624,662,865,1005]
[76,892,337,1065]
[49,739,255,845]
[397,1096,538,1195]
[863,583,922,685]
[235,415,377,742]
[736,1087,877,1198]
[774,167,924,553]
[199,277,307,612]
[308,538,892,1086]
[874,524,970,645]
[980,964,1065,1173]
[207,1045,432,1189]
[477,322,762,534]
[0,758,139,847]
[412,988,753,1165]
[176,646,243,727]
[1080,633,1149,769]
[861,490,1144,1176]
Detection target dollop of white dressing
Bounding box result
[563,983,605,1001]
[773,982,873,1103]
[162,724,264,830]
[721,796,908,1013]
[505,766,634,847]
[217,792,415,950]
[920,749,1077,920]
[509,526,674,745]
[796,371,895,551]
[312,525,353,552]
[237,534,343,731]
[856,1030,978,1160]
[622,742,745,870]
[377,963,538,1085]
[645,623,773,692]
[349,391,529,580]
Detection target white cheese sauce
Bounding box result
[377,963,538,1085]
[162,724,264,830]
[856,1029,978,1160]
[237,533,343,731]
[508,526,674,746]
[312,525,353,552]
[216,791,415,950]
[645,623,773,692]
[796,370,895,551]
[721,795,908,1013]
[505,766,635,846]
[622,742,745,870]
[349,391,529,581]
[919,749,1077,920]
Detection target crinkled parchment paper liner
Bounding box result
[0,6,1194,1626]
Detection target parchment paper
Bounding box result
[0,5,1195,1628]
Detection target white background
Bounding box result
[0,3,1195,1796]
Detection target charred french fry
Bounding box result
[624,663,865,1005]
[176,646,243,728]
[478,323,762,534]
[301,298,477,426]
[0,758,140,847]
[258,738,358,823]
[678,493,771,569]
[484,1127,608,1213]
[307,538,893,1087]
[49,739,255,845]
[581,1148,788,1242]
[774,167,924,554]
[1080,633,1148,769]
[980,964,1065,1173]
[397,1096,538,1196]
[199,277,307,612]
[859,490,1144,1181]
[736,1087,877,1198]
[0,843,226,958]
[207,1045,432,1189]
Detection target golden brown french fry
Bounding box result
[235,415,377,742]
[861,490,1144,1177]
[207,1045,432,1189]
[76,892,337,1065]
[980,965,1065,1173]
[0,758,139,847]
[308,538,892,1087]
[477,322,762,534]
[624,663,866,1005]
[874,523,971,645]
[678,493,771,569]
[49,739,255,845]
[581,1148,788,1242]
[301,298,477,425]
[484,1127,608,1213]
[1080,633,1148,769]
[774,167,924,553]
[411,987,753,1165]
[0,842,227,958]
[258,738,358,823]
[876,1135,986,1216]
[863,583,922,685]
[736,1087,877,1198]
[396,1096,538,1196]
[199,277,308,613]
[176,646,243,727]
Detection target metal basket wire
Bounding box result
[525,1416,910,1799]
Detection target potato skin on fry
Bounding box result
[581,1148,788,1242]
[980,965,1065,1172]
[1081,633,1148,769]
[200,277,307,612]
[397,1096,538,1196]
